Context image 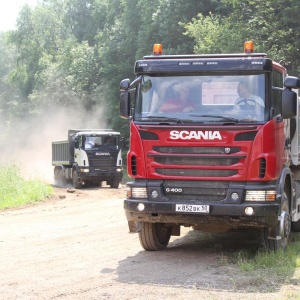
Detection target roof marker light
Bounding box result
[244,41,254,54]
[153,44,163,55]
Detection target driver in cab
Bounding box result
[235,81,264,110]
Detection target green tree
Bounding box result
[8,1,69,97]
[0,33,23,127]
[184,0,300,74]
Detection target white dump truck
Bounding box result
[52,129,123,188]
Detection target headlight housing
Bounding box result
[245,190,276,202]
[127,186,147,198]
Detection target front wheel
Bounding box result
[72,170,82,189]
[138,222,172,251]
[110,178,120,189]
[261,192,291,251]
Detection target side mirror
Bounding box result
[282,88,297,119]
[120,91,131,119]
[120,78,131,91]
[284,76,300,89]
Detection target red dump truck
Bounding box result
[119,41,300,251]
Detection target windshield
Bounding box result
[83,135,119,150]
[134,74,266,123]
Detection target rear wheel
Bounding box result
[72,170,82,189]
[54,168,66,187]
[261,192,291,251]
[138,222,172,251]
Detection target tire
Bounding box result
[138,222,171,251]
[72,170,82,189]
[110,179,119,189]
[261,191,291,251]
[54,168,60,186]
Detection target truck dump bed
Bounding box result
[52,141,71,165]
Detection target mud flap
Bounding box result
[128,221,142,233]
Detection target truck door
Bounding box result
[272,70,288,169]
[74,135,85,166]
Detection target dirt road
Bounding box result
[0,185,299,300]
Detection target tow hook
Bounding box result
[279,211,291,238]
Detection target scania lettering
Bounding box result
[119,41,300,251]
[170,130,222,140]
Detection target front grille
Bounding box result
[150,146,242,179]
[87,153,117,170]
[163,180,229,201]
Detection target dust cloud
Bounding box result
[0,104,107,184]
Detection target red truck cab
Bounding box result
[120,42,300,251]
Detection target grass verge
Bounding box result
[0,163,53,209]
[235,233,300,276]
[228,233,300,295]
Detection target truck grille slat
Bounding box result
[154,146,240,154]
[154,157,239,166]
[156,169,237,177]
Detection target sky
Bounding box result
[0,0,38,32]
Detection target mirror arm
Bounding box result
[130,76,142,89]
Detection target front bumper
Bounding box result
[80,170,123,181]
[124,199,280,228]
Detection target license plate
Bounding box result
[175,204,209,213]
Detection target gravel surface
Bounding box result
[0,185,298,300]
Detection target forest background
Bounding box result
[0,0,300,175]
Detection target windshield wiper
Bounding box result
[239,118,260,122]
[190,114,239,123]
[137,116,190,123]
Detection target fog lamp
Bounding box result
[137,203,145,211]
[245,207,254,216]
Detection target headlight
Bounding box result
[245,190,276,202]
[80,169,89,173]
[127,187,147,198]
[116,168,123,172]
